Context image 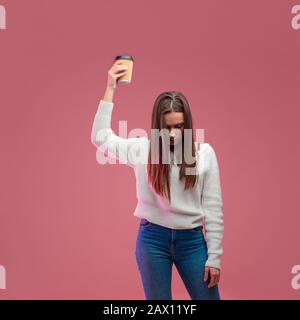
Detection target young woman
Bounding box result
[91,61,224,300]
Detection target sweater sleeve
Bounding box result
[91,99,146,168]
[201,144,224,270]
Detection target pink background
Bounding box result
[0,0,300,299]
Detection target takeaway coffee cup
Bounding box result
[114,55,134,84]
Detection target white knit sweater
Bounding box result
[91,99,224,270]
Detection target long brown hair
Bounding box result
[147,91,199,204]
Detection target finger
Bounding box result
[116,64,128,70]
[113,64,128,73]
[109,67,124,76]
[111,67,127,75]
[115,70,128,78]
[208,277,215,288]
[203,267,209,282]
[214,271,220,283]
[112,61,123,68]
[115,70,128,77]
[114,69,128,77]
[208,274,218,288]
[208,270,217,287]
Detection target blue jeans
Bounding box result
[135,218,221,300]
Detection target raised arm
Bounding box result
[201,144,224,270]
[91,63,146,168]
